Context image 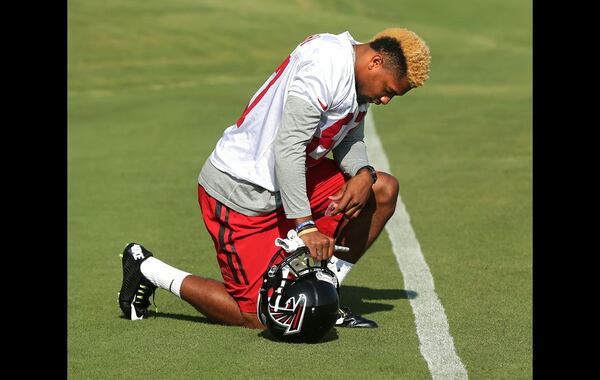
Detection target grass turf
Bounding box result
[68,0,531,378]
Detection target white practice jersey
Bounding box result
[209,31,369,192]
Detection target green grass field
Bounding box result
[68,0,531,378]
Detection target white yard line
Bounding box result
[364,112,468,380]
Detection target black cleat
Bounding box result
[335,307,378,328]
[118,243,157,320]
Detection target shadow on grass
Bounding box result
[118,286,416,324]
[118,312,219,325]
[258,327,339,343]
[337,285,417,316]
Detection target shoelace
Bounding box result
[135,284,159,317]
[151,292,158,317]
[338,307,352,321]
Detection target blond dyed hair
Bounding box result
[371,28,431,87]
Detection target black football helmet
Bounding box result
[257,246,339,343]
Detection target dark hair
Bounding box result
[369,37,407,79]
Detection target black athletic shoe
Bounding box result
[335,307,378,328]
[118,243,157,320]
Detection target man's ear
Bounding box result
[368,54,384,70]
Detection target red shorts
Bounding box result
[197,158,347,313]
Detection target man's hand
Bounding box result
[327,169,373,219]
[298,230,335,261]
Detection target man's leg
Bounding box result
[143,261,262,329]
[120,183,279,329]
[179,275,263,328]
[331,172,399,327]
[334,172,399,264]
[191,184,288,329]
[119,242,264,328]
[306,161,398,328]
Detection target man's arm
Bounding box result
[332,119,369,177]
[274,95,336,260]
[329,119,376,219]
[274,95,320,220]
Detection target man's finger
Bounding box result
[326,238,335,258]
[307,244,319,259]
[316,242,326,260]
[324,201,338,216]
[344,207,362,220]
[334,196,352,215]
[343,203,363,219]
[329,184,347,200]
[328,193,343,201]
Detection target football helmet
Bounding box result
[257,246,339,343]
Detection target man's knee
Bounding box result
[241,312,265,329]
[374,172,399,209]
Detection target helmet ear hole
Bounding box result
[258,248,339,343]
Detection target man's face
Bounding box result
[355,54,413,105]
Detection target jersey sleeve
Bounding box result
[274,95,322,218]
[332,119,370,176]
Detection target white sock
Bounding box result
[140,257,190,298]
[327,255,354,285]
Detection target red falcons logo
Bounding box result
[268,294,307,335]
